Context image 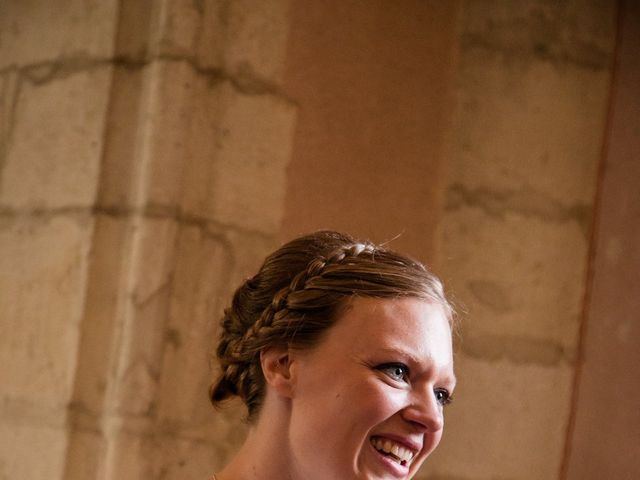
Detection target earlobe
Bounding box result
[260,346,295,398]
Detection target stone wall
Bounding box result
[564,2,640,478]
[0,2,120,478]
[1,1,635,480]
[429,1,618,479]
[0,1,295,479]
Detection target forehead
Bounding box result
[323,297,453,369]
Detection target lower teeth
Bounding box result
[376,449,406,466]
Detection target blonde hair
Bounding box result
[210,230,453,420]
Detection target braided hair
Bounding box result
[210,230,453,420]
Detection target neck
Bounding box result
[217,396,295,480]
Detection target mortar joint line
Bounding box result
[460,33,613,72]
[1,53,296,105]
[94,203,275,242]
[0,203,273,242]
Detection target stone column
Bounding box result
[429,2,617,479]
[0,2,120,479]
[0,1,296,479]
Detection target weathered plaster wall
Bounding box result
[565,2,640,478]
[0,2,120,478]
[1,1,636,480]
[429,2,618,479]
[0,1,295,479]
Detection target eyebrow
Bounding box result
[375,346,457,386]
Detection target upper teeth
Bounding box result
[371,437,415,463]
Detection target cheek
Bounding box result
[351,378,408,422]
[414,422,444,470]
[425,429,443,453]
[298,376,406,433]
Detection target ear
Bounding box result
[260,346,296,398]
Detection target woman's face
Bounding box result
[286,296,455,480]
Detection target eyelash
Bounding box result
[376,363,454,407]
[377,363,410,382]
[434,388,454,407]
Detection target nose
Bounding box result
[401,388,444,432]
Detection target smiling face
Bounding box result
[286,296,455,480]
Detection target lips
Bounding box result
[370,436,418,466]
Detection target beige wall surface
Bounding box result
[1,1,637,480]
[1,1,296,479]
[431,2,619,479]
[280,0,459,263]
[0,2,120,479]
[565,1,640,478]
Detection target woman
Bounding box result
[210,230,456,480]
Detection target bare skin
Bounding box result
[215,297,455,480]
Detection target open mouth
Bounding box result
[370,436,415,467]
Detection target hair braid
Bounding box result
[239,242,375,348]
[210,231,453,420]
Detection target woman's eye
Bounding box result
[378,363,410,382]
[434,388,453,406]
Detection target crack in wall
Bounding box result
[446,183,592,236]
[0,53,295,105]
[461,32,612,71]
[131,280,172,310]
[458,2,615,72]
[0,203,274,243]
[163,54,296,105]
[98,203,275,244]
[21,56,114,85]
[0,206,93,233]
